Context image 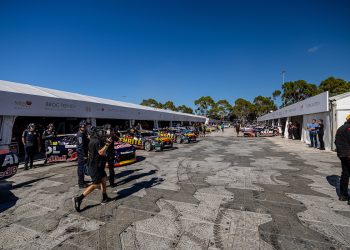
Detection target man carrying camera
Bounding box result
[72,127,112,212]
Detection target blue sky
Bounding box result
[0,0,349,108]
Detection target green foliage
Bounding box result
[231,98,255,122]
[253,96,276,116]
[319,76,350,97]
[140,98,163,109]
[177,105,194,114]
[281,80,318,107]
[140,76,349,121]
[163,101,178,111]
[272,90,281,100]
[194,96,216,117]
[215,99,232,118]
[140,99,193,114]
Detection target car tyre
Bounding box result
[176,136,182,144]
[144,141,153,152]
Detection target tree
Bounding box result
[215,99,232,119]
[162,101,178,111]
[177,105,194,114]
[272,90,281,100]
[319,76,350,96]
[281,80,318,107]
[194,96,216,117]
[140,98,163,108]
[232,98,255,123]
[253,96,276,116]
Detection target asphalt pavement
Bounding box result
[0,128,349,250]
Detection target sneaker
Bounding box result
[72,197,82,212]
[339,195,349,201]
[101,196,112,204]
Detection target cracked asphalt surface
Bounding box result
[1,128,349,249]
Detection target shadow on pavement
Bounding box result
[0,181,18,213]
[114,169,142,179]
[115,170,158,186]
[136,156,146,163]
[11,176,53,189]
[115,177,163,200]
[80,203,101,212]
[326,175,343,197]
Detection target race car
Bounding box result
[157,128,197,144]
[118,130,173,152]
[241,127,257,137]
[113,141,136,167]
[46,134,78,163]
[255,126,279,137]
[46,135,136,167]
[0,144,19,181]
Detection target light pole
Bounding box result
[281,70,286,85]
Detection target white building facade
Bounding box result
[257,91,350,150]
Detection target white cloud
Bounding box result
[308,45,321,53]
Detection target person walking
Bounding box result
[335,114,350,203]
[317,119,325,150]
[235,123,240,137]
[307,119,318,148]
[73,127,112,212]
[76,120,89,188]
[22,123,41,170]
[42,123,57,164]
[105,124,117,187]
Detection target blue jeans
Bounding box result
[310,133,317,148]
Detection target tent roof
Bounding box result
[329,91,350,101]
[0,80,204,119]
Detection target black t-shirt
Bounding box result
[22,130,39,147]
[106,136,117,161]
[42,129,56,141]
[318,124,324,134]
[88,137,106,169]
[76,131,89,158]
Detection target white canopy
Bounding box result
[0,80,206,122]
[257,92,329,122]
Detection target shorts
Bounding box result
[90,165,107,184]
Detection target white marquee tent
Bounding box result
[0,80,206,145]
[257,91,350,150]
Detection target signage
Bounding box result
[0,152,19,180]
[257,92,329,121]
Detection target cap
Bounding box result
[346,114,350,121]
[79,120,87,127]
[87,126,98,136]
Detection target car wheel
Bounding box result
[176,136,182,144]
[144,141,152,151]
